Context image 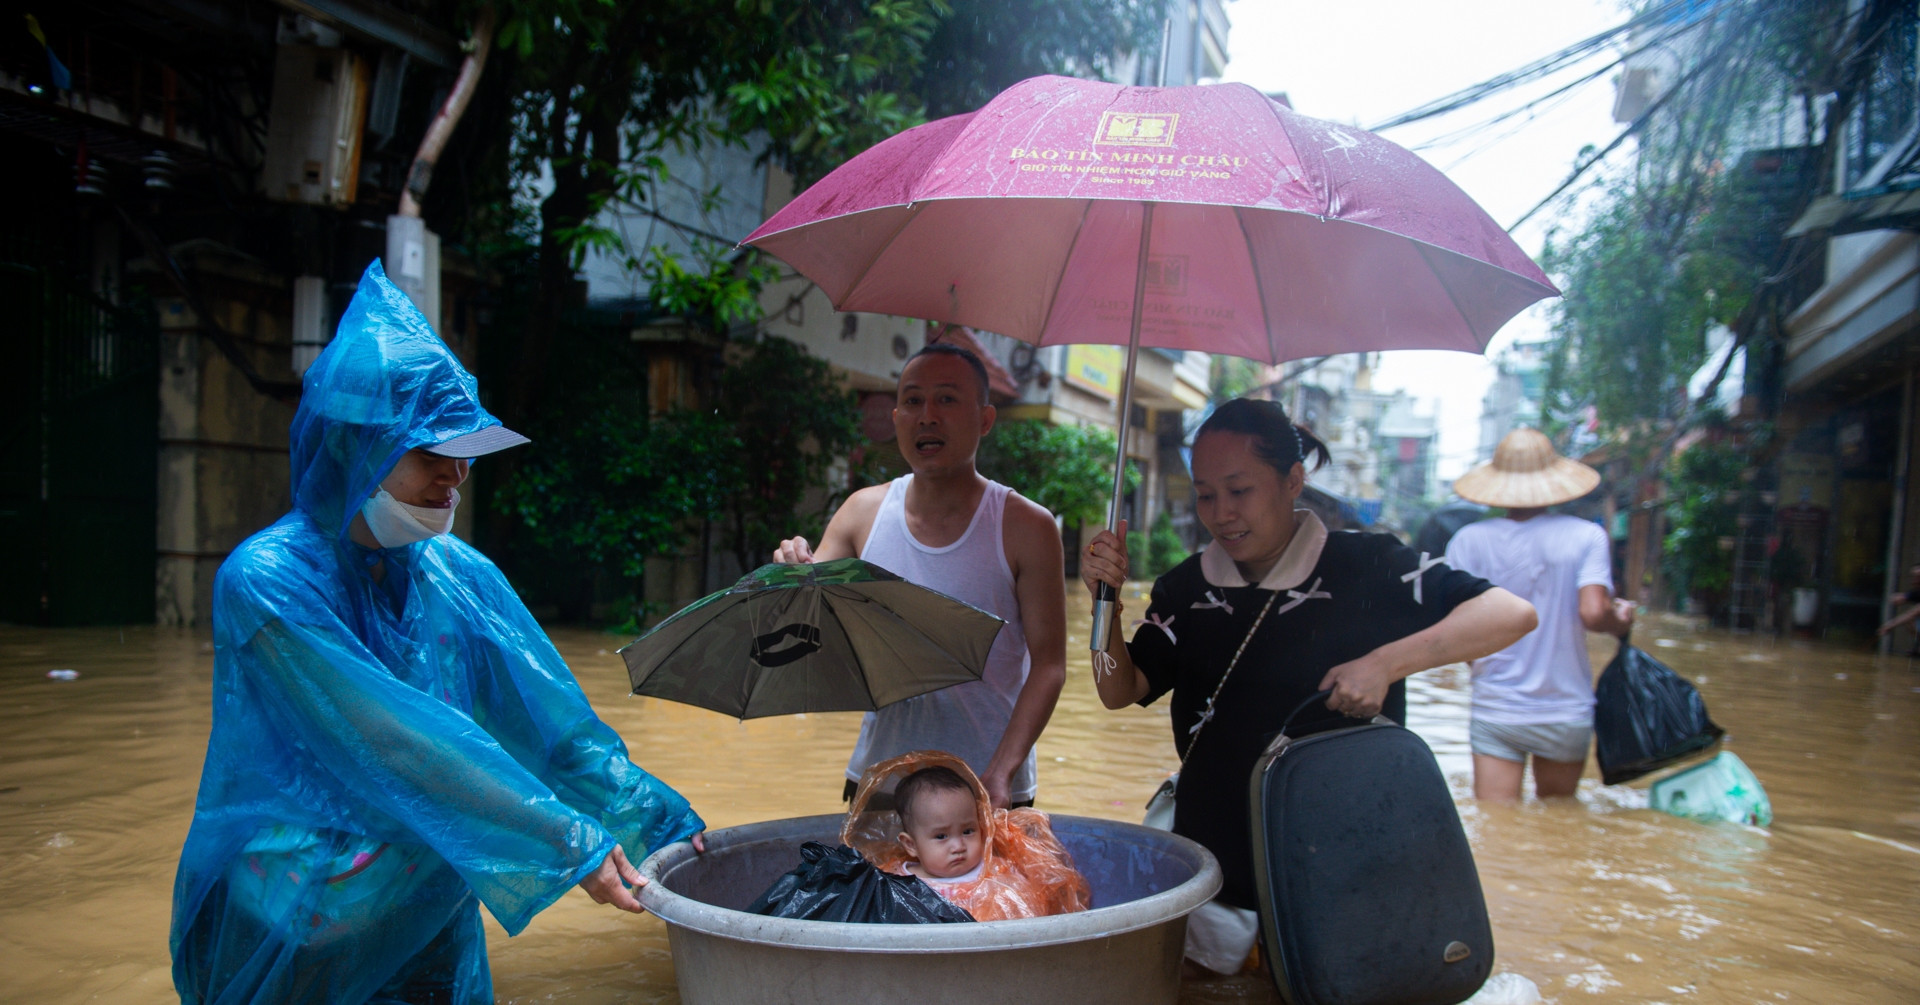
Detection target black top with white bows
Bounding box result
[1127,512,1491,910]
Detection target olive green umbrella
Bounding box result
[619,558,1003,719]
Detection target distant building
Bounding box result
[1373,392,1440,533]
[1248,353,1395,531]
[1,2,484,626]
[1476,338,1550,464]
[1772,2,1920,645]
[1124,0,1230,86]
[1603,0,1912,640]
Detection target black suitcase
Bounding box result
[1248,692,1493,1005]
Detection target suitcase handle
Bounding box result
[1278,689,1396,738]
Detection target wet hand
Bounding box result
[1079,521,1130,597]
[1319,653,1392,720]
[983,771,1013,810]
[773,537,814,564]
[578,844,647,914]
[692,831,707,853]
[1613,598,1637,636]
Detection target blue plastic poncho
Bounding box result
[170,261,703,1004]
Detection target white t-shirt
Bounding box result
[1445,514,1613,725]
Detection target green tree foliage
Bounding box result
[459,0,1160,424]
[495,328,858,618]
[497,387,733,581]
[484,313,726,620]
[641,241,779,333]
[1662,432,1746,609]
[1145,510,1189,577]
[1537,0,1849,445]
[454,1,1161,616]
[704,334,865,573]
[1122,514,1191,579]
[1209,355,1266,402]
[1538,176,1755,441]
[977,419,1140,527]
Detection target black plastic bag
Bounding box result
[1593,634,1725,785]
[746,842,976,924]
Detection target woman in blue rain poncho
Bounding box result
[171,261,705,1004]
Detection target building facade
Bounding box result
[1599,0,1917,640]
[2,0,484,626]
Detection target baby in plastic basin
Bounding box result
[894,765,986,884]
[748,751,1091,923]
[848,750,1090,921]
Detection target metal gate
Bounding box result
[0,264,159,625]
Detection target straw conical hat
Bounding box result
[1453,428,1599,508]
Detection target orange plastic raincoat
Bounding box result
[842,751,1090,921]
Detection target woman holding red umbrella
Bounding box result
[1079,397,1536,974]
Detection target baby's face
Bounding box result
[899,786,983,879]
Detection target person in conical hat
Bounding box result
[1444,428,1636,802]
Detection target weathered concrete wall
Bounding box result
[153,257,297,627]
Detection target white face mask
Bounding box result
[360,488,459,548]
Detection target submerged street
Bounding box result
[2,586,1916,1003]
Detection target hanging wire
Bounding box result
[1366,0,1721,133]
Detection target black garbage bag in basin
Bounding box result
[1594,634,1725,785]
[746,842,976,924]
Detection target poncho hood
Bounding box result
[290,260,504,542]
[173,266,703,999]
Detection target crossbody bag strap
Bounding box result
[1176,586,1283,772]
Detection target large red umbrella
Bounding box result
[743,74,1557,650]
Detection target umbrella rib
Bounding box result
[1255,96,1324,219]
[1413,240,1484,345]
[1232,205,1283,365]
[842,202,930,313]
[1032,198,1096,342]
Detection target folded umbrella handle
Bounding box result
[1090,582,1119,653]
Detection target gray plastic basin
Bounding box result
[637,813,1221,1005]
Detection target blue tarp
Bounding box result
[170,261,703,1004]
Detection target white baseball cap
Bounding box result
[423,424,531,458]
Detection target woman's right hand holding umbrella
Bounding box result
[1079,521,1148,708]
[1079,519,1130,598]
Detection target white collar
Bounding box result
[1199,510,1328,592]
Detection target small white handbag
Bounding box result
[1138,588,1282,831]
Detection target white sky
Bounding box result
[1221,0,1630,480]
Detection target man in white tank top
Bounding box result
[774,344,1066,808]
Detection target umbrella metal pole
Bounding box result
[1090,202,1154,656]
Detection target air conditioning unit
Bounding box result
[261,45,370,206]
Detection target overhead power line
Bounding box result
[1366,0,1723,133]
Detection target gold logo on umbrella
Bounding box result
[1095,111,1179,147]
[1146,256,1188,295]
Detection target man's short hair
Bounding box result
[895,765,974,830]
[905,340,991,405]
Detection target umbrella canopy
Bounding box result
[744,75,1558,652]
[744,75,1557,363]
[620,558,1004,720]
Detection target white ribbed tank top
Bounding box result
[846,475,1035,801]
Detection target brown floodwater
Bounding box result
[2,588,1917,1003]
